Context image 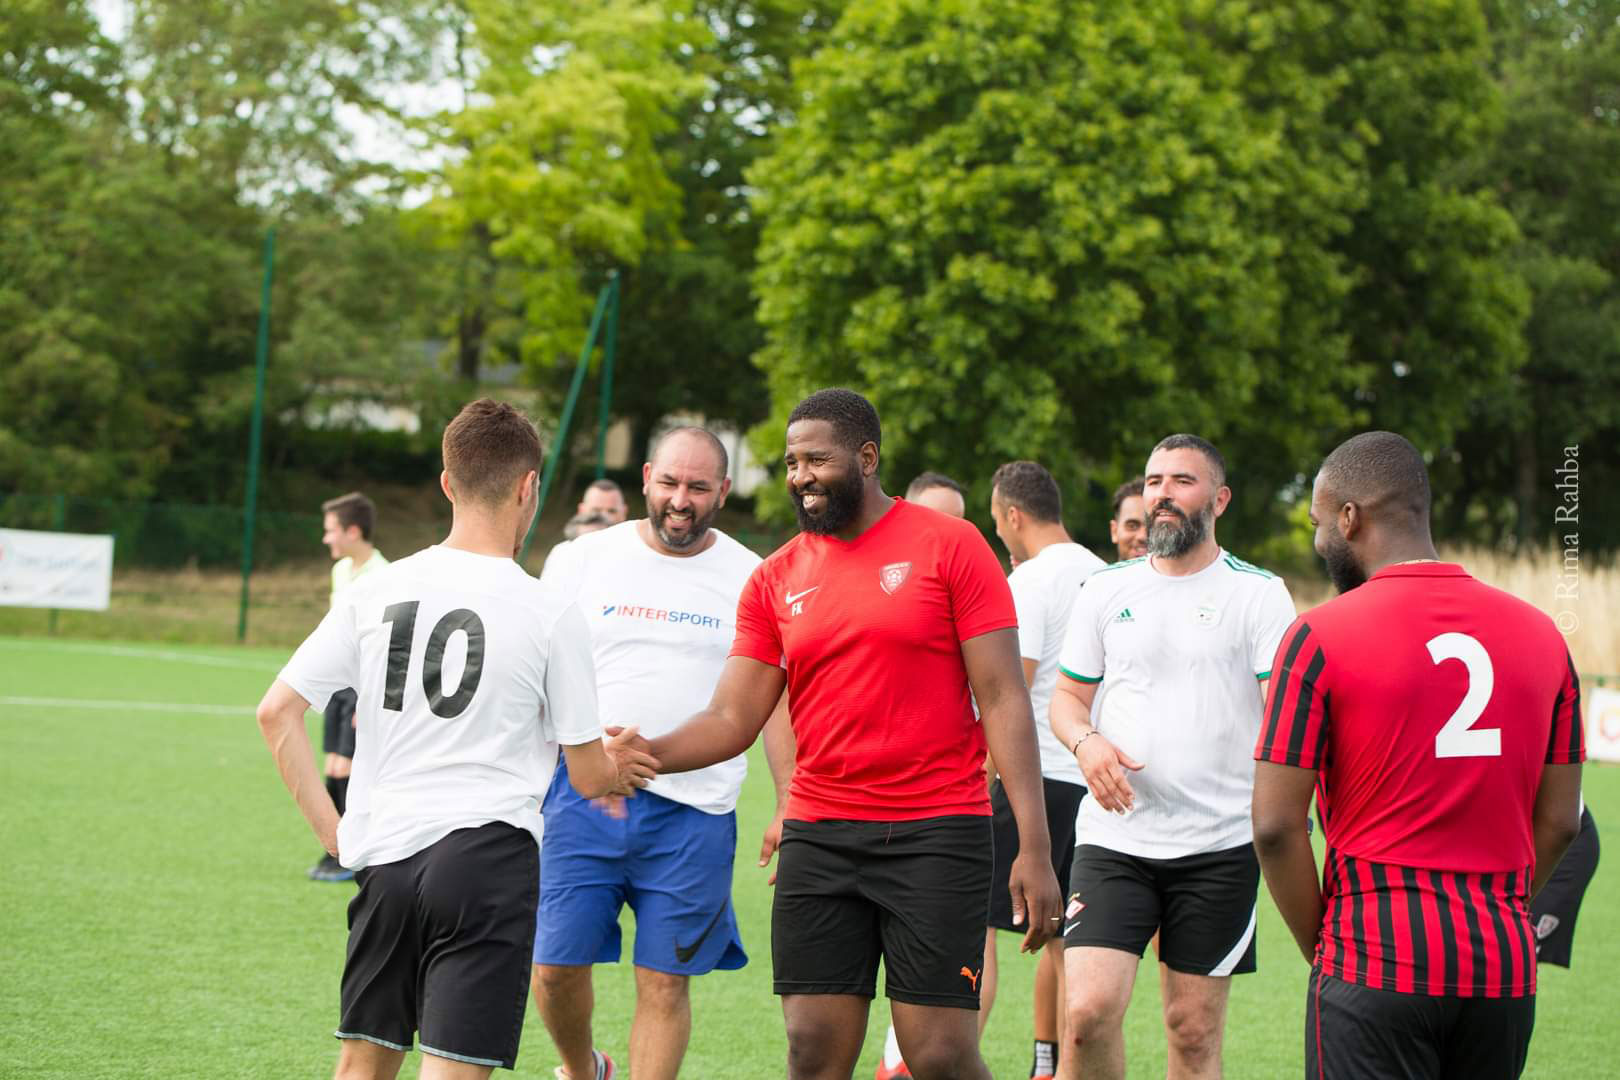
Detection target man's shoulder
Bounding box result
[1219,551,1281,582]
[704,527,765,570]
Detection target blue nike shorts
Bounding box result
[534,757,747,975]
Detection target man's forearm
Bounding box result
[981,704,1051,858]
[1255,826,1323,963]
[1048,683,1093,753]
[648,709,759,774]
[259,701,339,850]
[762,696,795,812]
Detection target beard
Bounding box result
[792,461,865,536]
[649,497,719,550]
[1146,498,1214,558]
[1320,528,1368,594]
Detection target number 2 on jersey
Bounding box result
[1427,631,1500,758]
[381,601,487,718]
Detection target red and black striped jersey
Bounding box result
[1257,562,1583,997]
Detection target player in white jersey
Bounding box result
[309,491,390,882]
[983,461,1106,1080]
[1049,435,1295,1080]
[256,400,655,1080]
[532,427,788,1080]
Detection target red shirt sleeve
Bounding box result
[944,521,1018,643]
[729,561,783,667]
[1546,650,1585,765]
[1256,618,1330,769]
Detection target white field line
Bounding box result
[0,637,282,672]
[0,696,255,716]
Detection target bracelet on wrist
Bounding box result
[1071,731,1096,756]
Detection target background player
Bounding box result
[986,461,1106,1080]
[532,427,789,1080]
[645,388,1061,1080]
[309,491,388,883]
[905,471,967,518]
[578,478,629,524]
[1252,431,1584,1080]
[1530,803,1599,968]
[1108,478,1148,562]
[1050,435,1295,1080]
[256,399,655,1080]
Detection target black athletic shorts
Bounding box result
[323,687,358,759]
[1529,806,1599,968]
[338,822,539,1069]
[1305,965,1535,1079]
[988,777,1084,932]
[1064,842,1259,976]
[772,815,992,1009]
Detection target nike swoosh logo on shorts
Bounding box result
[784,586,819,605]
[1063,921,1081,936]
[674,904,730,964]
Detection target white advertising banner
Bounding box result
[1585,686,1620,765]
[0,527,115,611]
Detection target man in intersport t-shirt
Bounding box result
[1252,431,1584,1079]
[256,399,656,1079]
[642,388,1061,1080]
[986,460,1106,1080]
[531,427,791,1080]
[1050,434,1296,1080]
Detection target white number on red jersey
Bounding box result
[1427,632,1500,758]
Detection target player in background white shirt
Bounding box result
[532,428,791,1080]
[256,400,655,1080]
[1049,436,1295,1080]
[981,461,1106,1080]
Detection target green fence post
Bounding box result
[519,280,614,565]
[238,227,275,644]
[595,271,620,479]
[48,493,66,635]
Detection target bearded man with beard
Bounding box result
[1047,434,1297,1080]
[642,388,1060,1080]
[532,426,792,1080]
[1252,432,1583,1080]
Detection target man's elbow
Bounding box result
[1252,809,1305,858]
[256,697,290,740]
[1537,808,1581,857]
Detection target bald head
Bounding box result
[1317,431,1431,524]
[651,426,729,481]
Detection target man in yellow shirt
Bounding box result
[309,491,389,882]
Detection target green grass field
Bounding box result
[2,632,1615,1079]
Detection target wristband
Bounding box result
[1071,731,1096,756]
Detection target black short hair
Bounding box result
[1318,431,1431,521]
[991,461,1062,523]
[906,471,964,501]
[651,426,729,480]
[787,388,881,453]
[1111,477,1144,520]
[321,492,376,540]
[1149,434,1227,487]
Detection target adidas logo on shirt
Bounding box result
[1113,608,1136,624]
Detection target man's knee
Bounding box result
[1163,994,1223,1060]
[535,963,591,1000]
[1065,983,1129,1042]
[900,1037,983,1080]
[634,967,690,1014]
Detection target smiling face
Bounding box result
[1110,494,1149,560]
[1310,471,1367,594]
[579,484,627,523]
[784,419,869,536]
[1142,447,1228,559]
[321,512,359,561]
[643,432,729,553]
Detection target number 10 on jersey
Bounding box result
[382,601,487,719]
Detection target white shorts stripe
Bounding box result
[1209,903,1258,977]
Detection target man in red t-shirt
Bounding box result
[1252,431,1584,1079]
[645,388,1061,1080]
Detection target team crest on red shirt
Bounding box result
[879,562,911,595]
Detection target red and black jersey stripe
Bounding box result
[1319,849,1537,998]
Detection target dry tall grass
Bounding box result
[1287,547,1619,679]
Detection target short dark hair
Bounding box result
[906,471,964,501]
[585,478,622,497]
[787,388,881,453]
[442,398,542,505]
[1318,431,1431,521]
[1149,434,1227,487]
[991,461,1061,523]
[321,492,375,540]
[1111,477,1144,520]
[651,426,729,480]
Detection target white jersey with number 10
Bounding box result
[278,545,600,871]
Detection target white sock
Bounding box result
[883,1024,904,1068]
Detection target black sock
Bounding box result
[1032,1040,1057,1077]
[327,775,349,818]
